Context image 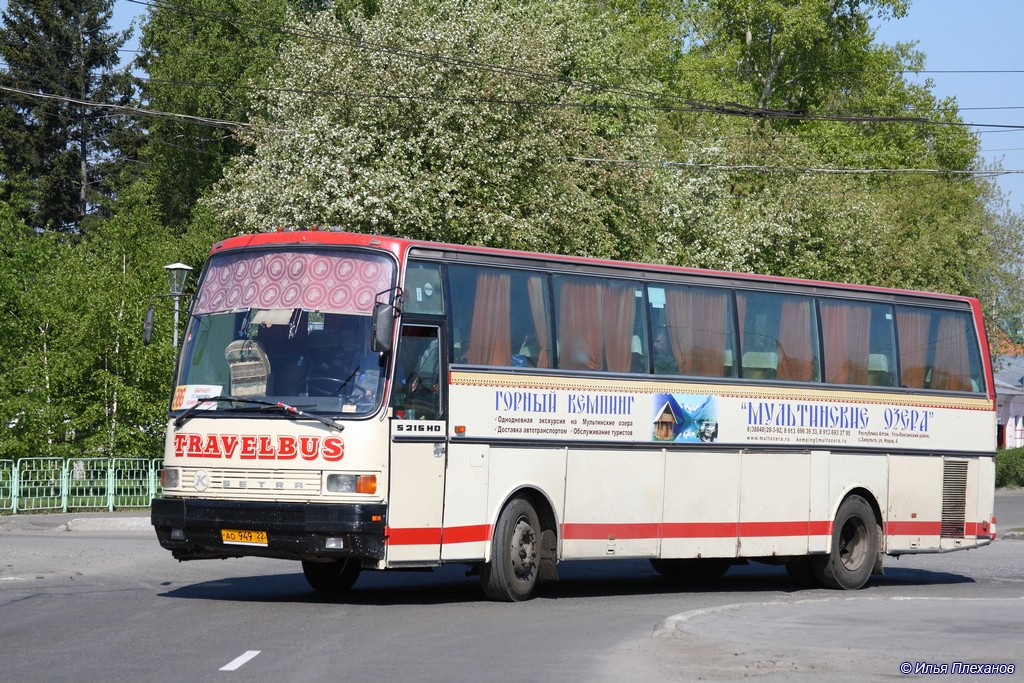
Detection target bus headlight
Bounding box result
[326,474,377,494]
[162,468,180,489]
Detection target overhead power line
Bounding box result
[569,157,1024,176]
[123,0,1023,131]
[0,84,260,130]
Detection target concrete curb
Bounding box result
[0,512,150,533]
[63,516,151,532]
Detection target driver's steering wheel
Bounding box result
[306,376,345,397]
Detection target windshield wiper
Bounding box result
[172,395,344,433]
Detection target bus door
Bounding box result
[386,323,447,564]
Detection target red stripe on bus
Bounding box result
[385,526,442,545]
[885,520,941,535]
[739,521,833,537]
[563,520,833,540]
[441,524,491,544]
[563,523,663,539]
[965,521,994,538]
[386,525,491,546]
[388,519,959,546]
[661,522,738,538]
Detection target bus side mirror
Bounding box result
[371,301,395,353]
[142,304,156,346]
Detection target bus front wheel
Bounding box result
[481,496,541,602]
[812,495,878,590]
[302,558,361,594]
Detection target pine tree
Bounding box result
[0,0,136,232]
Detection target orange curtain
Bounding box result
[665,288,689,373]
[932,313,972,391]
[466,272,511,365]
[777,298,815,381]
[665,287,729,377]
[820,301,870,384]
[602,283,636,373]
[896,307,931,389]
[527,276,550,369]
[558,279,604,370]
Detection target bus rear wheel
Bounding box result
[481,496,541,602]
[812,495,878,590]
[302,558,361,594]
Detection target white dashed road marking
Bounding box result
[220,650,261,671]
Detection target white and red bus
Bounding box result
[151,229,996,600]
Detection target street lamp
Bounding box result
[142,263,194,348]
[164,263,193,347]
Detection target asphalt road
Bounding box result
[0,491,1022,682]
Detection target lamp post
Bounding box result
[164,263,193,347]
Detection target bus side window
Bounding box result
[819,299,895,387]
[651,284,736,378]
[896,306,983,393]
[404,263,444,315]
[736,291,819,382]
[449,265,552,369]
[553,276,642,373]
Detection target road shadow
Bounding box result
[157,558,974,605]
[159,563,487,605]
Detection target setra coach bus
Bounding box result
[150,229,996,601]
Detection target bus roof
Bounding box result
[210,229,981,307]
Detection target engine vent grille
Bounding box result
[940,460,968,538]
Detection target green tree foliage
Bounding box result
[0,180,203,460]
[200,0,1023,321]
[656,0,1023,325]
[204,0,676,261]
[681,0,909,110]
[0,0,136,232]
[1,0,1022,466]
[137,0,294,229]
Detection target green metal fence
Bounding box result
[0,457,163,514]
[1,459,13,513]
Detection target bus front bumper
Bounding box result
[151,497,386,563]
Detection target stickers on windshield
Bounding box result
[173,384,224,410]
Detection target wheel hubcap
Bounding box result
[511,517,537,580]
[838,517,868,571]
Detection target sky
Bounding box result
[3,0,1023,210]
[872,1,1024,210]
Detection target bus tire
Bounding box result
[481,496,541,602]
[302,558,361,594]
[650,558,731,582]
[812,495,878,590]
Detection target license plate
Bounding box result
[221,529,268,546]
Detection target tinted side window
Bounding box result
[648,285,736,378]
[736,291,819,382]
[553,275,645,373]
[448,266,551,368]
[404,262,444,315]
[896,306,984,393]
[819,300,896,386]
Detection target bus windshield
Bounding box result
[172,248,394,417]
